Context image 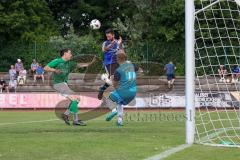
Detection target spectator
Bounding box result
[9,65,17,80]
[0,77,9,93]
[231,65,240,83]
[218,65,227,82]
[34,64,45,83]
[17,68,27,85]
[30,59,38,76]
[164,61,177,88]
[9,77,17,92]
[15,59,24,75]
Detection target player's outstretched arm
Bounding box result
[76,55,97,68]
[117,36,123,49]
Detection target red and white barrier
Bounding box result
[0,92,234,109]
[0,93,101,109]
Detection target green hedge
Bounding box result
[0,39,185,76]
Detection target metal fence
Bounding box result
[0,40,184,75]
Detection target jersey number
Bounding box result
[127,72,136,81]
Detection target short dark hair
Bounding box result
[58,48,71,57]
[105,28,114,35]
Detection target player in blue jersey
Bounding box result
[164,61,176,88]
[105,49,138,126]
[98,28,122,100]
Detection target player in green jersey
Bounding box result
[44,48,95,126]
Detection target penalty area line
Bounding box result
[144,144,191,160]
[0,119,60,126]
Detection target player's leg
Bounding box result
[105,91,123,121]
[116,104,123,126]
[23,76,26,84]
[102,91,117,121]
[17,76,20,83]
[33,75,36,83]
[53,82,74,125]
[2,85,5,93]
[232,74,236,83]
[54,82,86,126]
[0,85,2,93]
[68,99,86,126]
[171,74,175,85]
[237,73,240,81]
[118,91,136,126]
[167,74,171,88]
[98,63,118,100]
[41,75,45,83]
[5,86,9,93]
[98,65,111,100]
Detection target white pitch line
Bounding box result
[0,119,60,126]
[144,144,191,160]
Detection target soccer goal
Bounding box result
[186,0,240,147]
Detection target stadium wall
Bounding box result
[0,92,236,109]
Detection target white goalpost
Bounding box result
[185,0,196,145]
[186,0,240,147]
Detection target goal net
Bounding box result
[194,0,240,147]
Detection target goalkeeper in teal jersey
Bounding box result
[105,49,138,126]
[44,48,95,126]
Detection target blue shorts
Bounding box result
[109,90,136,105]
[167,74,175,81]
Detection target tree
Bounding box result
[0,0,58,43]
[112,0,185,68]
[47,0,137,36]
[0,0,59,71]
[0,0,186,75]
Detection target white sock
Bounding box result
[112,108,117,113]
[168,81,171,87]
[64,109,70,116]
[117,104,123,124]
[118,117,123,124]
[73,113,79,122]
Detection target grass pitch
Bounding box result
[0,111,239,160]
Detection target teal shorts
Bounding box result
[109,90,136,105]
